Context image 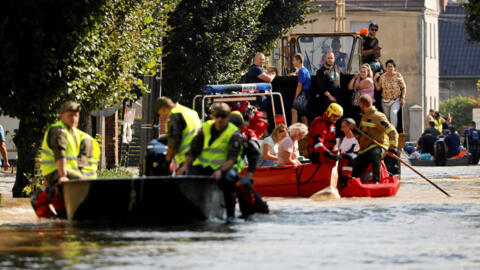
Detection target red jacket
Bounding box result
[308,113,337,163]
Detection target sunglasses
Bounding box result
[213,113,229,119]
[370,28,378,32]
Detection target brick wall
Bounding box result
[105,111,119,168]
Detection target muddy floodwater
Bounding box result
[1,170,480,269]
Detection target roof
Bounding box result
[312,0,426,11]
[439,4,480,77]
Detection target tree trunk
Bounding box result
[12,118,44,197]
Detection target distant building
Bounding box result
[439,3,480,100]
[273,0,446,141]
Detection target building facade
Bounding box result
[273,0,445,141]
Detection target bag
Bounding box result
[352,90,361,106]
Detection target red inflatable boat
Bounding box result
[251,162,400,198]
[338,162,401,198]
[252,162,335,197]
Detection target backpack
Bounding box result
[471,129,480,143]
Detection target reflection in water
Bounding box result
[1,179,480,269]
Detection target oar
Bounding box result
[355,127,451,197]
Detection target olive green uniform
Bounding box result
[43,125,83,185]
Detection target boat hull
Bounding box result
[252,163,335,197]
[62,176,224,224]
[339,162,401,197]
[409,152,471,166]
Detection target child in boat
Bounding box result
[277,123,308,166]
[337,118,360,188]
[257,124,288,167]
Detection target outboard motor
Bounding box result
[145,139,170,176]
[434,138,447,166]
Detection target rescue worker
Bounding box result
[34,101,84,218]
[465,121,480,164]
[308,103,343,164]
[78,130,101,179]
[229,112,269,217]
[353,95,398,183]
[154,96,201,167]
[177,103,244,223]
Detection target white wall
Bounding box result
[0,116,19,160]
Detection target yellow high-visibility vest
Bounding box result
[167,104,201,165]
[40,121,82,177]
[78,130,101,179]
[193,120,238,170]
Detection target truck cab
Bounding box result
[279,32,363,76]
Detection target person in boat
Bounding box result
[464,121,480,164]
[423,121,440,138]
[257,124,288,167]
[277,123,308,166]
[77,130,101,179]
[416,130,437,156]
[154,96,201,168]
[444,127,460,158]
[309,51,344,121]
[307,103,343,164]
[33,101,100,218]
[229,112,269,217]
[337,118,360,188]
[353,95,398,183]
[177,103,245,223]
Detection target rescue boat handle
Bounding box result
[354,127,451,197]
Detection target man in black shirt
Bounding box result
[308,51,344,120]
[362,23,381,73]
[417,131,437,155]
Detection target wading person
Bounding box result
[177,103,244,223]
[353,95,398,183]
[307,103,343,164]
[0,124,9,171]
[373,59,406,129]
[154,96,201,168]
[465,121,480,164]
[229,112,269,217]
[291,53,311,125]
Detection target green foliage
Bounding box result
[67,0,178,110]
[439,96,474,129]
[0,0,178,196]
[22,173,45,197]
[463,0,480,42]
[97,168,135,178]
[162,0,268,105]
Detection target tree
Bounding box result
[440,96,474,129]
[0,0,177,197]
[250,0,314,57]
[464,0,480,42]
[162,0,268,105]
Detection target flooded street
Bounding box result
[1,168,480,269]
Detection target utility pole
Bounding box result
[335,0,345,32]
